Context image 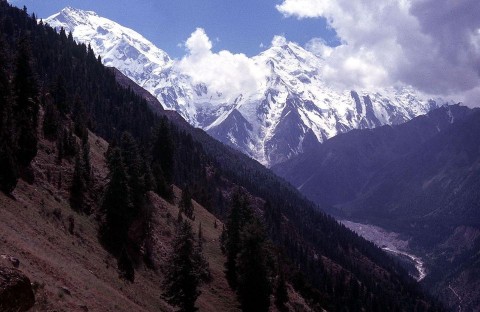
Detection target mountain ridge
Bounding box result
[272,104,480,310]
[0,3,444,310]
[45,7,450,166]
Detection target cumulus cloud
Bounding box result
[276,0,480,105]
[176,28,268,100]
[305,37,333,59]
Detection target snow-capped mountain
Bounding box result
[45,7,447,167]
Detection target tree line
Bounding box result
[0,3,443,311]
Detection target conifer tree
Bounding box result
[0,38,18,193]
[120,132,145,206]
[222,189,253,289]
[163,220,210,312]
[42,95,60,139]
[101,147,133,255]
[236,219,271,312]
[53,74,68,115]
[152,161,173,201]
[179,185,194,220]
[152,120,174,183]
[12,36,39,168]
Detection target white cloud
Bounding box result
[271,35,288,47]
[176,28,268,100]
[276,0,480,103]
[305,37,333,59]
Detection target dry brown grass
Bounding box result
[0,128,241,311]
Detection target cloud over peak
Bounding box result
[276,0,480,105]
[176,28,268,100]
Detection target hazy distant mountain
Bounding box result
[273,104,480,310]
[45,7,448,166]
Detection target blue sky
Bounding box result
[8,0,480,105]
[10,0,338,58]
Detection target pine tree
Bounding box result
[73,95,88,138]
[120,132,145,206]
[42,95,60,139]
[222,189,253,289]
[53,74,68,115]
[236,219,272,312]
[152,120,174,183]
[163,220,210,312]
[12,36,39,168]
[0,38,18,194]
[179,185,194,220]
[152,161,173,201]
[0,140,18,194]
[101,147,133,255]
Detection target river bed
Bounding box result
[340,220,427,281]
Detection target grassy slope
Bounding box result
[0,123,239,311]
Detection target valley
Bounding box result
[341,220,427,282]
[1,1,478,311]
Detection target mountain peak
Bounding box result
[61,6,96,16]
[45,7,172,81]
[45,9,447,167]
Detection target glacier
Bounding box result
[45,7,449,167]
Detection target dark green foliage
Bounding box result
[101,147,133,255]
[73,95,88,139]
[152,161,173,201]
[0,141,18,193]
[120,132,145,206]
[142,158,156,193]
[52,74,68,115]
[179,185,194,220]
[0,4,443,310]
[12,35,38,168]
[42,96,60,139]
[151,121,174,201]
[221,190,272,311]
[0,38,18,193]
[221,189,253,289]
[101,135,153,279]
[236,219,271,312]
[152,120,174,183]
[163,220,210,312]
[56,127,77,162]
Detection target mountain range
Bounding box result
[0,3,442,310]
[273,104,480,311]
[44,7,449,166]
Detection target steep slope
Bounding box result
[44,7,447,166]
[273,105,480,310]
[2,3,443,311]
[0,129,240,311]
[273,105,473,207]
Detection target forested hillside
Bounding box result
[273,105,480,310]
[0,2,442,311]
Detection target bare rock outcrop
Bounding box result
[0,266,35,312]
